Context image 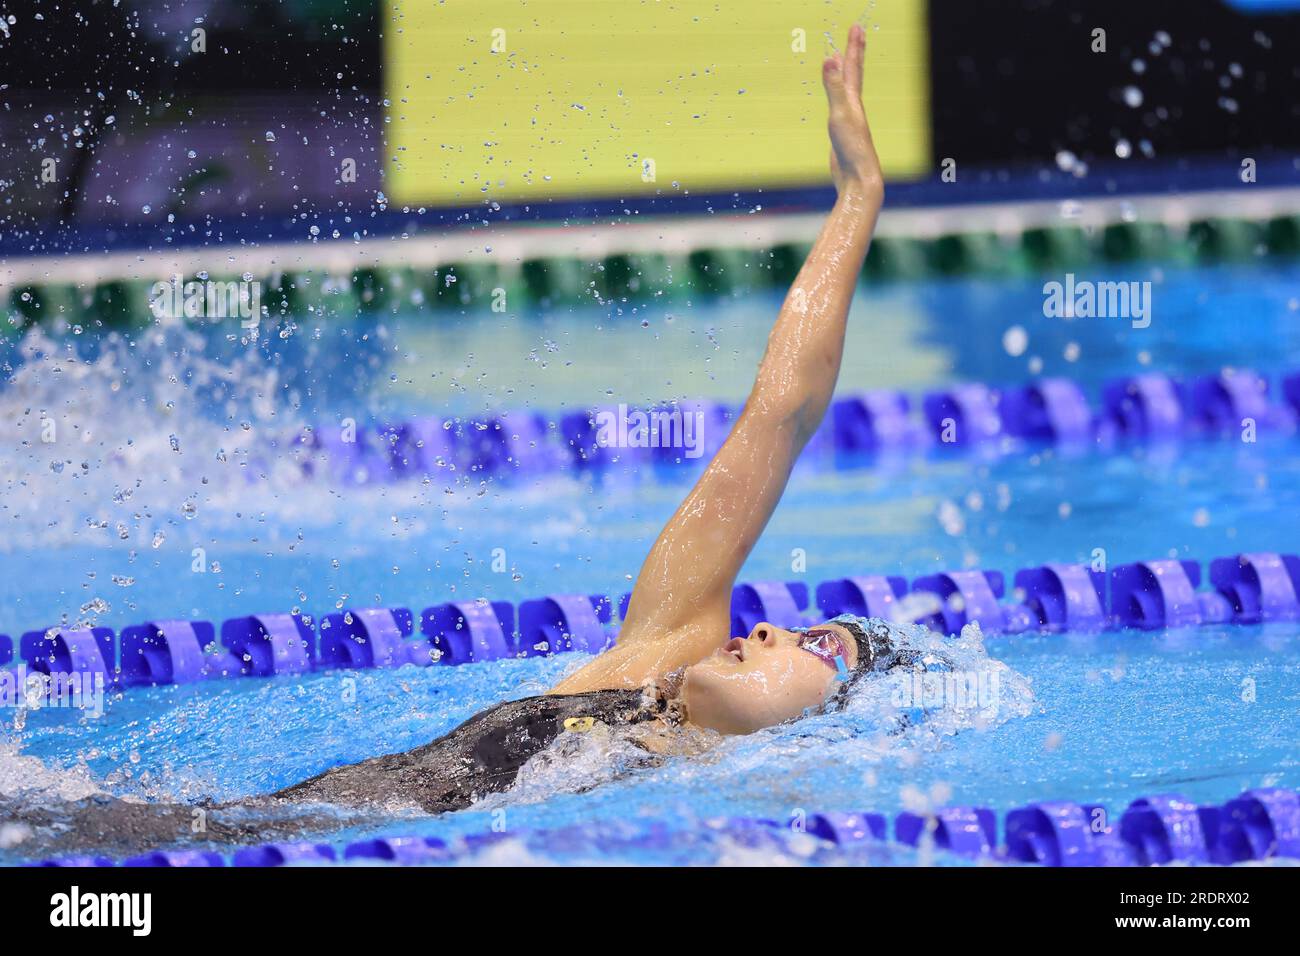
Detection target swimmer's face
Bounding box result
[680,622,858,735]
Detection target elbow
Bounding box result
[792,400,830,448]
[842,175,885,209]
[748,352,837,441]
[742,390,826,448]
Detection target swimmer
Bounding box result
[273,616,936,813]
[274,24,929,815]
[9,27,926,857]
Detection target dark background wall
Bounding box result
[1,0,1297,240]
[1,0,380,93]
[929,0,1300,169]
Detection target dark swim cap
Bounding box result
[824,616,901,710]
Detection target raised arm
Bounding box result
[552,25,883,693]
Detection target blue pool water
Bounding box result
[1,256,1299,864]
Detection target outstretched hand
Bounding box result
[823,24,883,198]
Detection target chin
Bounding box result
[681,673,783,735]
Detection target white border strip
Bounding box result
[3,186,1300,291]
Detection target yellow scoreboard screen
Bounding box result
[384,1,930,206]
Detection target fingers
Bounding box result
[844,24,865,103]
[823,26,865,109]
[822,53,844,105]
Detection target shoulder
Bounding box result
[549,619,724,693]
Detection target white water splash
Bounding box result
[0,323,311,551]
[0,739,104,802]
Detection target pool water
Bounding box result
[1,256,1298,865]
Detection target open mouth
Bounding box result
[720,637,747,663]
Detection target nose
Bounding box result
[748,622,777,645]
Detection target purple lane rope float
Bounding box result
[2,551,1297,690]
[286,366,1300,486]
[29,786,1300,868]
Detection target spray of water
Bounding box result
[0,322,313,550]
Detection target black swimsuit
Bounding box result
[273,689,665,813]
[7,690,667,860]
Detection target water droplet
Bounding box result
[937,500,965,536]
[1002,325,1028,356]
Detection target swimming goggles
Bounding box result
[798,627,852,681]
